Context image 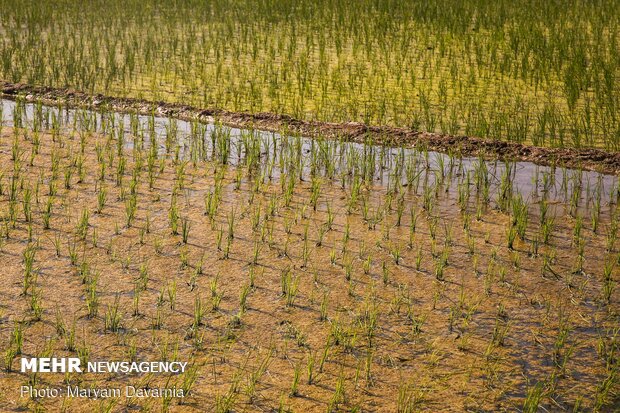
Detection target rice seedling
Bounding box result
[239,283,251,314]
[124,194,137,227]
[290,363,301,396]
[75,208,90,240]
[104,295,122,333]
[22,242,37,295]
[167,280,177,310]
[192,295,205,329]
[29,287,43,321]
[522,381,546,413]
[181,217,190,244]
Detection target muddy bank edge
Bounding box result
[2,81,619,175]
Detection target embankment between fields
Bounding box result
[2,81,619,175]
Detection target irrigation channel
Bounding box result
[2,97,617,220]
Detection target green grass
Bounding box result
[0,0,619,150]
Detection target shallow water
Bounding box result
[1,97,616,217]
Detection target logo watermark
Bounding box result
[18,357,188,399]
[20,357,188,374]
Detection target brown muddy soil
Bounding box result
[2,80,620,175]
[0,117,618,412]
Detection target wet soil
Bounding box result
[0,121,617,412]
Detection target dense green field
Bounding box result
[1,0,619,148]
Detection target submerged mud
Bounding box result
[2,80,620,175]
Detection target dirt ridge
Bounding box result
[2,80,619,175]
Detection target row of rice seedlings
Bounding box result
[7,96,618,220]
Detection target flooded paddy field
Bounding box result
[1,0,620,411]
[0,98,617,412]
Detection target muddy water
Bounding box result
[0,98,617,412]
[1,98,617,216]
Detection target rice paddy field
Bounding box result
[0,1,619,413]
[1,0,620,149]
